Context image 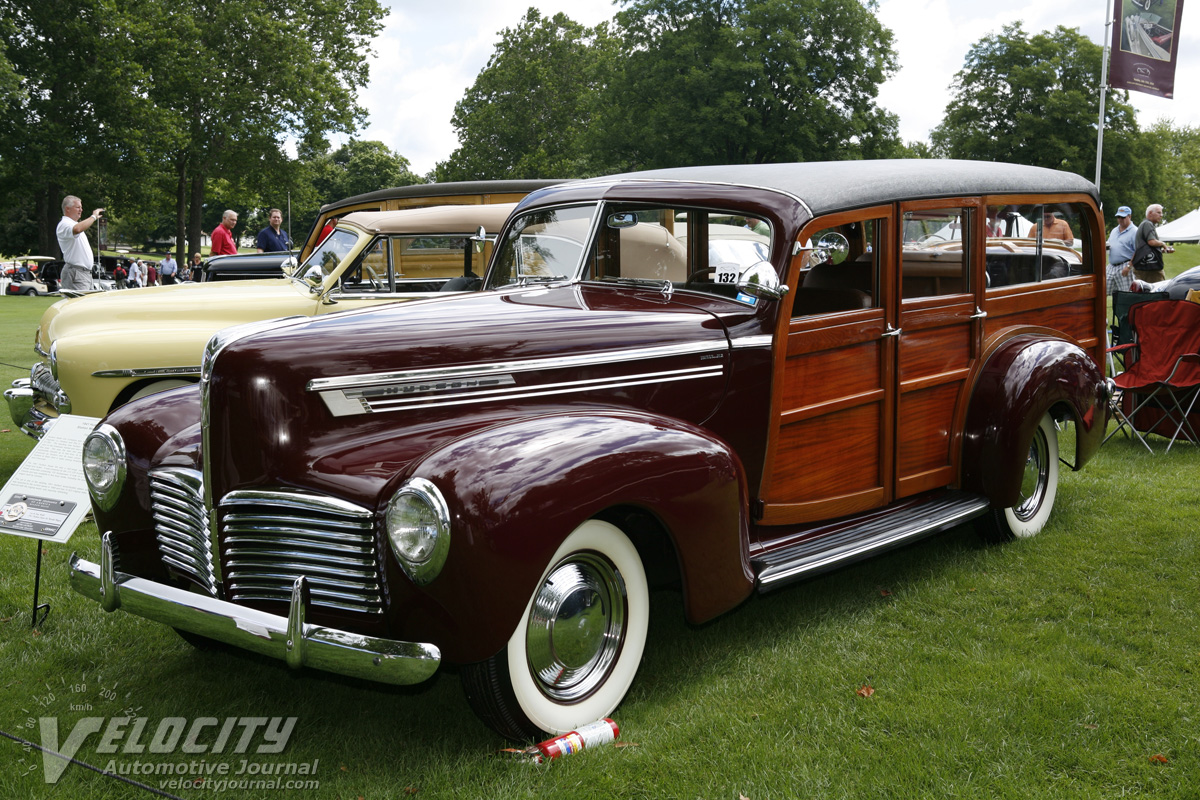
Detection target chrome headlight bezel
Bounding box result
[384,477,451,586]
[82,424,127,511]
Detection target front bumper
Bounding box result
[70,533,441,685]
[4,378,54,439]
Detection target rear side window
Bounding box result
[984,203,1093,288]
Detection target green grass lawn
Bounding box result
[1,273,1198,798]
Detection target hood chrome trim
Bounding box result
[307,340,730,395]
[93,365,203,379]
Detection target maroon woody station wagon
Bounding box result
[73,161,1111,740]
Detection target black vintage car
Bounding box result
[197,251,297,282]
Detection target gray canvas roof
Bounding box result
[321,179,569,214]
[579,160,1099,216]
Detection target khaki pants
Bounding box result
[59,262,95,291]
[1133,268,1166,284]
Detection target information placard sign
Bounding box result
[0,415,102,543]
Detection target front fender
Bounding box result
[962,332,1108,507]
[404,410,754,664]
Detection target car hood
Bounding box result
[43,278,315,345]
[204,283,735,502]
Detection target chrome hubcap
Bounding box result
[1014,426,1049,522]
[526,553,626,702]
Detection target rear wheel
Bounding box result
[462,519,649,740]
[981,412,1059,542]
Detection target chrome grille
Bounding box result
[149,468,216,594]
[31,362,61,399]
[220,490,383,614]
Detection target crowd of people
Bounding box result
[44,194,297,291]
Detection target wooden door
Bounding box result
[759,206,896,526]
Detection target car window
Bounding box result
[901,208,972,298]
[984,202,1092,288]
[583,206,774,302]
[487,206,597,288]
[332,235,496,295]
[299,229,359,282]
[794,217,880,316]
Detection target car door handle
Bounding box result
[882,325,902,338]
[970,306,987,320]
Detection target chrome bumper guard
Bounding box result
[70,533,441,685]
[4,378,53,439]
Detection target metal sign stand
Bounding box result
[31,538,50,629]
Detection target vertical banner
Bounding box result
[1110,0,1186,98]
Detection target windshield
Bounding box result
[297,229,360,282]
[486,205,597,288]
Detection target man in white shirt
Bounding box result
[56,195,104,291]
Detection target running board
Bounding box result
[755,492,992,592]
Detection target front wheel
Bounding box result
[981,412,1059,542]
[462,519,649,741]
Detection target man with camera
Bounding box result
[57,195,104,291]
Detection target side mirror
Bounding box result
[806,232,849,268]
[736,260,788,301]
[470,226,486,242]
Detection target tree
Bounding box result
[435,9,612,181]
[141,0,386,262]
[310,140,421,201]
[1141,121,1200,220]
[0,0,386,259]
[594,0,901,170]
[929,24,1151,212]
[0,0,171,256]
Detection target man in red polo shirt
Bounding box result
[210,209,239,256]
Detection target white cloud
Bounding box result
[348,0,1200,175]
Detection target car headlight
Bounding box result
[82,424,127,511]
[384,477,450,585]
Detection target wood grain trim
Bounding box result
[759,487,888,526]
[780,388,886,425]
[899,367,972,394]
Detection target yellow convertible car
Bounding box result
[5,202,517,437]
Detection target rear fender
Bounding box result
[961,332,1109,507]
[404,410,754,663]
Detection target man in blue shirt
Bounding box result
[255,208,291,253]
[1106,205,1137,295]
[160,253,178,285]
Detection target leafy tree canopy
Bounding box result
[929,24,1150,211]
[595,0,902,170]
[436,9,613,181]
[1141,121,1200,220]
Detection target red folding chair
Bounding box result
[1104,299,1200,452]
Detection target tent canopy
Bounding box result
[1157,208,1200,243]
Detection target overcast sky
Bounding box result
[355,1,1199,176]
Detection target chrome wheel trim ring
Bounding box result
[1013,425,1050,522]
[525,552,627,703]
